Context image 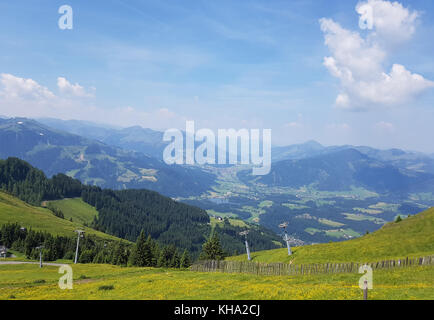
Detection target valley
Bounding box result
[180,164,434,244]
[2,117,434,246]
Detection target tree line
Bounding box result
[0,223,195,267]
[0,223,234,267]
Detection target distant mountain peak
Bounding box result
[124,125,143,131]
[302,140,324,148]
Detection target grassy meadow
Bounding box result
[0,263,433,300]
[0,192,121,241]
[46,198,98,225]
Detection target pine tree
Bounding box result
[170,248,180,268]
[199,233,225,261]
[157,245,174,268]
[131,231,153,267]
[179,249,191,268]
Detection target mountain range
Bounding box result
[38,118,434,175]
[0,117,214,197]
[1,116,434,244]
[240,148,434,194]
[38,118,167,159]
[2,117,434,198]
[272,141,434,175]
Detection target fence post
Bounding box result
[363,280,368,300]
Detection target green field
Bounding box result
[318,218,345,227]
[206,209,238,219]
[210,217,248,229]
[325,228,361,239]
[258,201,273,208]
[46,198,98,225]
[241,206,266,223]
[0,263,432,300]
[282,203,309,210]
[353,207,383,215]
[228,207,434,264]
[305,228,321,235]
[343,213,386,225]
[303,227,359,239]
[0,192,120,241]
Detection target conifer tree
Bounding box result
[199,233,226,261]
[179,249,191,268]
[131,230,151,267]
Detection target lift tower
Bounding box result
[279,222,292,256]
[74,230,85,264]
[239,230,251,261]
[36,245,44,268]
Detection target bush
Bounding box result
[98,285,114,291]
[33,279,46,284]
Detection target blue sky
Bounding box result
[1,0,434,152]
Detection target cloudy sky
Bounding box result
[0,0,434,152]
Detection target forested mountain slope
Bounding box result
[0,157,282,257]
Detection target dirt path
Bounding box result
[0,261,66,267]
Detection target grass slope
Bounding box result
[228,207,434,264]
[46,198,98,225]
[210,217,248,229]
[0,263,432,300]
[0,192,120,241]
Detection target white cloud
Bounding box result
[320,1,434,111]
[0,73,187,131]
[320,19,385,81]
[0,73,55,100]
[57,77,94,98]
[356,0,419,45]
[0,74,95,121]
[375,121,395,132]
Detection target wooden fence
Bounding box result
[190,255,434,276]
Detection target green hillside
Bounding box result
[0,191,120,241]
[227,207,434,264]
[46,198,98,225]
[0,157,282,257]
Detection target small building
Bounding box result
[0,246,8,258]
